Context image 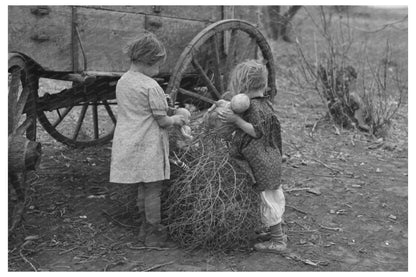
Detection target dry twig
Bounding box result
[286,205,308,215]
[126,243,173,251]
[311,158,342,173]
[141,261,174,272]
[20,249,37,272]
[319,224,343,232]
[58,246,78,255]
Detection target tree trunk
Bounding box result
[265,6,301,42]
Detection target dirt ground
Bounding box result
[7,86,408,272]
[7,6,408,272]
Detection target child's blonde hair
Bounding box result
[125,31,166,66]
[228,60,268,94]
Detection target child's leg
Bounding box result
[255,187,287,253]
[143,181,163,225]
[137,183,145,215]
[141,181,171,246]
[125,183,139,215]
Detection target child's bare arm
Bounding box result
[218,109,259,138]
[156,115,185,128]
[234,117,259,138]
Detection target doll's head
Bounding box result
[228,60,268,95]
[125,31,166,66]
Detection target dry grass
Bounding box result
[163,131,260,250]
[269,6,407,138]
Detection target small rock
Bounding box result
[383,143,396,151]
[376,168,382,173]
[336,209,347,215]
[388,214,397,220]
[329,209,336,214]
[351,184,362,188]
[307,188,321,195]
[318,261,330,266]
[324,242,335,247]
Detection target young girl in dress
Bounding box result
[110,32,186,247]
[218,60,287,253]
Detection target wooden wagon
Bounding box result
[8,5,276,231]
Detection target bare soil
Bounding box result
[7,82,408,271]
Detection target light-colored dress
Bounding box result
[110,70,170,184]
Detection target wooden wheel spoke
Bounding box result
[14,87,31,131]
[178,88,215,104]
[15,117,32,136]
[103,100,116,124]
[191,56,221,99]
[52,105,74,128]
[224,29,238,87]
[72,103,88,141]
[8,71,21,133]
[211,34,224,95]
[9,72,20,107]
[92,101,99,140]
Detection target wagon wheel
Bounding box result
[37,81,117,148]
[8,54,38,233]
[166,19,276,107]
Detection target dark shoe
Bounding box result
[255,228,271,242]
[144,224,169,247]
[138,225,146,242]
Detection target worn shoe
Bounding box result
[137,220,151,242]
[254,240,287,253]
[144,224,177,248]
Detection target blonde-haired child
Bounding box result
[110,32,186,247]
[218,59,286,253]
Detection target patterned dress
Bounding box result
[231,96,282,192]
[110,71,170,184]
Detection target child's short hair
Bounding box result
[229,60,268,94]
[125,32,166,66]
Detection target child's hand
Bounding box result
[171,114,187,126]
[218,109,240,124]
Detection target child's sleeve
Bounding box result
[148,86,168,118]
[246,105,266,138]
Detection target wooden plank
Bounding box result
[178,88,215,104]
[88,6,222,22]
[76,7,211,73]
[8,6,73,71]
[75,7,146,72]
[146,15,206,75]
